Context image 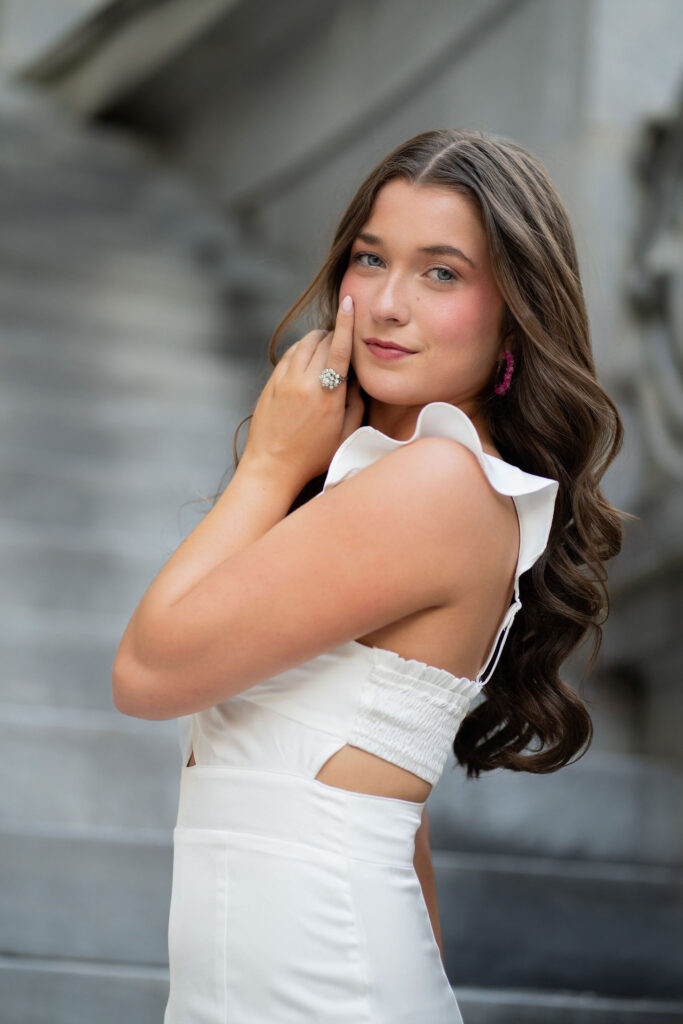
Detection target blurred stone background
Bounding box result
[0,1,681,1022]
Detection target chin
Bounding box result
[356,372,431,408]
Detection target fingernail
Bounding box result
[341,294,353,313]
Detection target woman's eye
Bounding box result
[351,253,457,283]
[352,252,384,268]
[429,266,458,284]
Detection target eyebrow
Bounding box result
[355,231,476,270]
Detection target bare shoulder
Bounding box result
[332,434,499,502]
[319,434,519,601]
[336,435,517,532]
[115,432,522,715]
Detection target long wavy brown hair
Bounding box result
[216,128,630,778]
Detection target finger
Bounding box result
[341,377,365,438]
[288,329,330,373]
[325,294,354,377]
[276,341,299,371]
[309,295,353,376]
[309,328,334,373]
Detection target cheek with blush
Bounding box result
[439,291,502,352]
[338,267,353,297]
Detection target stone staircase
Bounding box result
[432,755,683,1022]
[0,82,257,1021]
[0,81,681,1024]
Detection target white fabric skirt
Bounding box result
[163,765,464,1023]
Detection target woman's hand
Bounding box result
[240,295,365,491]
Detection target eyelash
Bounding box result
[351,252,459,284]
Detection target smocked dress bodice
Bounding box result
[177,402,559,790]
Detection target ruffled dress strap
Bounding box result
[323,401,559,685]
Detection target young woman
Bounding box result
[113,128,625,1023]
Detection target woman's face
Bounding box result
[339,179,507,434]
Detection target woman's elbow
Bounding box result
[111,651,167,720]
[112,655,142,717]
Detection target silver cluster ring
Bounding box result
[318,368,347,390]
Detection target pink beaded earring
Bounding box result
[494,349,515,395]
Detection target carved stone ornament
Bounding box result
[625,81,683,479]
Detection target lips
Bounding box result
[362,337,416,354]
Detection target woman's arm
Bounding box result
[113,300,361,710]
[113,433,504,718]
[112,300,517,720]
[414,807,446,964]
[122,301,362,613]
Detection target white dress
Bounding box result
[163,401,559,1023]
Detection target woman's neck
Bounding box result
[366,401,423,440]
[367,397,499,454]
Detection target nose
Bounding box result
[369,271,410,325]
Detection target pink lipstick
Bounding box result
[363,338,416,361]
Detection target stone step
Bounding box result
[0,955,168,1024]
[1,962,682,1024]
[429,752,683,866]
[0,250,288,351]
[0,119,222,209]
[0,602,177,711]
[1,665,680,869]
[0,529,172,618]
[0,270,225,340]
[0,465,225,537]
[1,383,240,434]
[1,394,238,469]
[0,444,228,507]
[0,84,155,160]
[0,228,221,296]
[435,849,683,1000]
[0,829,172,964]
[0,308,227,356]
[0,704,181,831]
[0,614,139,709]
[0,91,231,261]
[0,120,214,196]
[1,314,253,381]
[0,441,230,506]
[0,117,156,173]
[0,480,249,618]
[3,825,680,994]
[0,137,156,184]
[0,167,191,210]
[0,342,259,411]
[0,192,238,275]
[0,216,210,276]
[0,205,228,272]
[453,987,683,1023]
